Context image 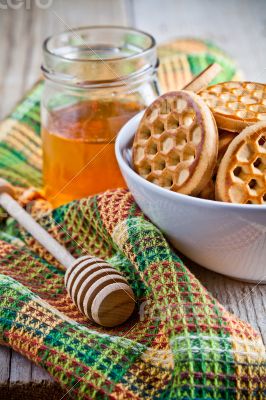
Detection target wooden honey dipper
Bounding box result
[0,179,135,328]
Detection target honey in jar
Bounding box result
[42,99,143,206]
[41,26,159,207]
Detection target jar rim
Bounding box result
[42,25,158,88]
[43,25,156,63]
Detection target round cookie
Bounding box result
[216,121,266,204]
[183,73,233,200]
[198,130,235,200]
[198,179,215,200]
[133,90,218,196]
[215,130,236,174]
[199,81,266,132]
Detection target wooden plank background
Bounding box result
[0,0,265,398]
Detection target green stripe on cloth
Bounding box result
[122,214,236,399]
[0,190,265,398]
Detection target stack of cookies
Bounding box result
[132,79,266,205]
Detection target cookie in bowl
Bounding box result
[216,121,266,204]
[132,91,218,196]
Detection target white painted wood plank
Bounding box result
[31,363,53,383]
[133,0,266,81]
[9,351,32,383]
[0,346,10,383]
[51,0,129,27]
[0,0,130,119]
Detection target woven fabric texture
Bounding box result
[0,38,265,399]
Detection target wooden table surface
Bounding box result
[0,0,265,398]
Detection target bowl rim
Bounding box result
[115,111,266,211]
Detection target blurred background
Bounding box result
[0,0,265,119]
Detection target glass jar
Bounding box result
[41,26,159,207]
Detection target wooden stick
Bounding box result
[0,179,135,327]
[183,63,222,93]
[0,191,74,269]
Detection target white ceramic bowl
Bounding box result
[115,111,266,283]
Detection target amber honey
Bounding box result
[42,99,143,207]
[42,28,159,206]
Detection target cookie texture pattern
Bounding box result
[216,121,266,204]
[133,91,218,196]
[200,81,266,132]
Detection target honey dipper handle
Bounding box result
[0,191,74,269]
[183,63,222,93]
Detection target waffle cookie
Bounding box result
[199,81,266,132]
[198,179,215,200]
[216,121,266,204]
[133,91,218,196]
[215,130,236,174]
[199,130,235,200]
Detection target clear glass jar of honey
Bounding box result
[41,26,159,207]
